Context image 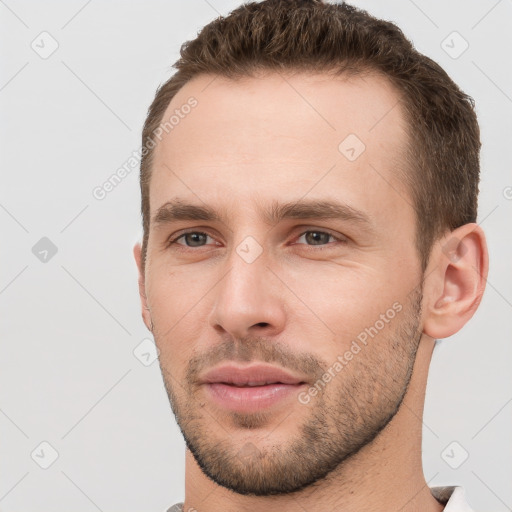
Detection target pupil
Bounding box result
[186,233,206,246]
[306,231,329,245]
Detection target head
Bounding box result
[134,0,488,497]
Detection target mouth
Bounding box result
[199,363,308,413]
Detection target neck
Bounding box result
[181,336,443,512]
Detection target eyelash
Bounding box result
[166,229,347,250]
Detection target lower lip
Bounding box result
[204,383,305,413]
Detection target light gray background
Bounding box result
[1,1,511,511]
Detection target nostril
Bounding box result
[255,322,269,328]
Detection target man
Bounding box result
[133,1,488,510]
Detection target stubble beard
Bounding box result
[158,289,423,496]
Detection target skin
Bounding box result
[134,71,488,512]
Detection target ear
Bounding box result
[133,243,153,332]
[422,223,488,339]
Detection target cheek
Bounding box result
[146,264,217,365]
[281,262,412,353]
[146,256,210,319]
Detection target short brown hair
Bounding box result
[139,0,480,271]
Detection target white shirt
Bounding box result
[167,485,474,511]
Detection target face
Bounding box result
[141,71,425,495]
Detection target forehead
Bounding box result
[150,70,412,228]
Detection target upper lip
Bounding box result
[200,364,307,386]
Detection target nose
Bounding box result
[208,246,286,340]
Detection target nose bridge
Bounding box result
[209,238,285,337]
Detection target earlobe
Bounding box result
[133,243,154,333]
[422,224,488,340]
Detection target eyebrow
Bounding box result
[153,201,222,225]
[152,198,373,229]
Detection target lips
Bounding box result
[200,364,307,387]
[200,364,308,413]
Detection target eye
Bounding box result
[294,230,346,247]
[169,231,217,248]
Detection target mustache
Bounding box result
[185,337,326,386]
